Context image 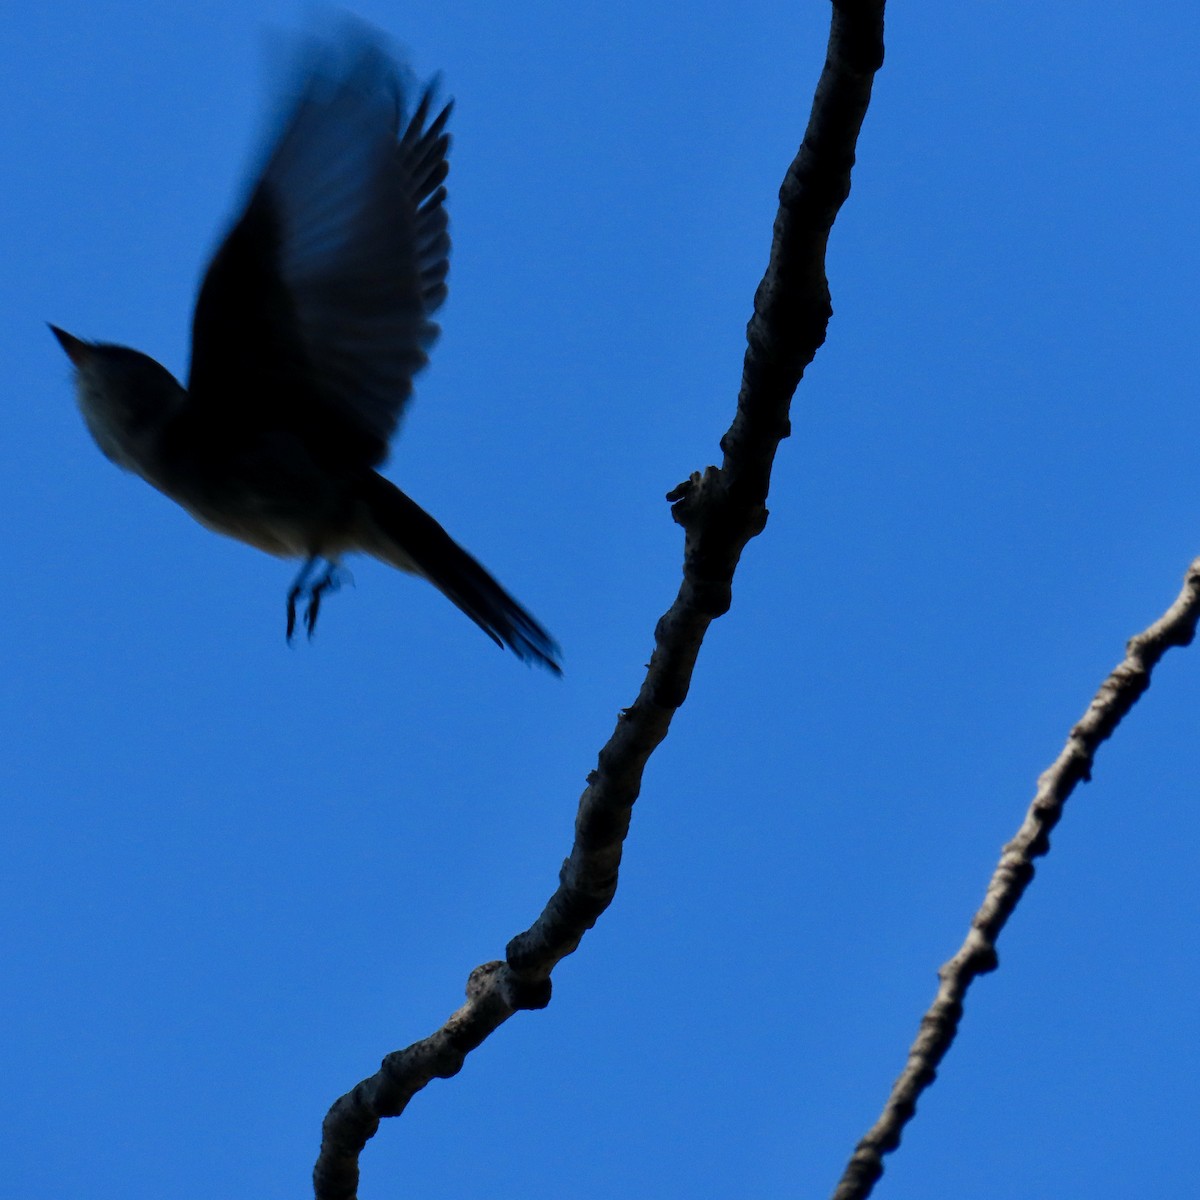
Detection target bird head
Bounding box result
[49,325,187,475]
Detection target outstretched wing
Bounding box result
[187,27,451,469]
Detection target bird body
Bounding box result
[52,25,560,672]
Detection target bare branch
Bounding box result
[314,4,886,1196]
[832,557,1200,1200]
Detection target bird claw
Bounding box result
[303,591,323,639]
[285,588,302,643]
[285,561,351,642]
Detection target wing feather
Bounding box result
[187,27,451,469]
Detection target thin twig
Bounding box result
[832,556,1200,1200]
[314,4,886,1196]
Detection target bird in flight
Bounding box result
[51,25,561,673]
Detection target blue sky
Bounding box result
[4,3,1199,1197]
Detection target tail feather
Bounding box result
[359,472,562,673]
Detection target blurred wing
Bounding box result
[188,29,451,468]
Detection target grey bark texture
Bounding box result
[833,557,1200,1199]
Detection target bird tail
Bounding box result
[357,472,562,673]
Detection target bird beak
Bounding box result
[48,324,92,366]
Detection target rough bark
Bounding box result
[313,4,887,1196]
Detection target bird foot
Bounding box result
[286,562,353,643]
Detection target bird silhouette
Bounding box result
[51,25,561,673]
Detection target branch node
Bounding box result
[465,961,505,1000]
[505,973,553,1011]
[668,466,724,529]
